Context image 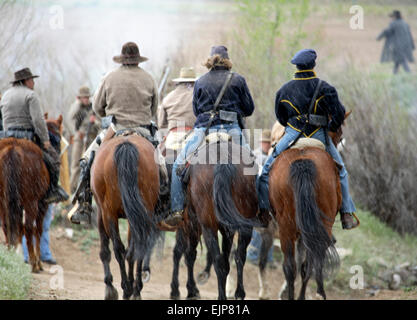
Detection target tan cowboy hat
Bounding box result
[78,86,91,97]
[11,67,39,84]
[172,67,197,83]
[260,129,272,142]
[113,42,148,64]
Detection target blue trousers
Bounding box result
[247,229,273,263]
[257,126,356,214]
[170,123,248,212]
[22,205,54,262]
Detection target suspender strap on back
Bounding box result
[287,79,323,149]
[204,72,234,136]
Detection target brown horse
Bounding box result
[268,115,350,300]
[185,139,260,300]
[91,134,160,300]
[0,115,63,273]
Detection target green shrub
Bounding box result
[0,244,32,300]
[330,66,417,235]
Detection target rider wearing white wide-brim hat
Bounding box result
[158,67,197,131]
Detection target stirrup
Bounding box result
[68,202,92,224]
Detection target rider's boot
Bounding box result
[164,210,184,227]
[43,149,69,204]
[340,212,360,230]
[70,152,95,224]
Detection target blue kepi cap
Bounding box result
[291,49,317,66]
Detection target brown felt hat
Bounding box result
[113,42,148,64]
[11,67,39,83]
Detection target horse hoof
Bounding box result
[170,292,180,300]
[130,295,141,300]
[142,270,150,283]
[186,292,201,300]
[197,271,209,285]
[105,286,118,300]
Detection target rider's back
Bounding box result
[0,85,49,142]
[93,65,158,128]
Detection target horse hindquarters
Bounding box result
[289,159,338,299]
[114,141,157,260]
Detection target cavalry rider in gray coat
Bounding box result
[164,46,255,226]
[377,10,415,74]
[0,68,69,204]
[256,49,359,230]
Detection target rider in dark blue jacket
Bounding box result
[164,46,255,226]
[257,49,358,230]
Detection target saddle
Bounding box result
[177,132,256,185]
[288,137,342,170]
[290,137,326,151]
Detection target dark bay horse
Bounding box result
[268,114,350,300]
[0,115,63,273]
[91,134,160,300]
[185,139,260,300]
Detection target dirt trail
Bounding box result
[23,227,399,301]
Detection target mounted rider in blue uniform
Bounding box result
[164,45,255,226]
[256,49,359,230]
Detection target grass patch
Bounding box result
[0,245,32,300]
[329,210,417,293]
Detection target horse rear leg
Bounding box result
[170,229,185,299]
[203,227,227,300]
[34,201,48,272]
[235,230,252,300]
[281,239,296,300]
[258,227,274,300]
[184,229,200,300]
[315,264,326,300]
[132,258,144,300]
[297,241,312,300]
[98,211,118,300]
[197,249,212,285]
[23,210,39,273]
[109,219,132,300]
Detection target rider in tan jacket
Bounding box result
[70,42,159,224]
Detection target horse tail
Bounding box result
[114,141,157,259]
[2,146,22,246]
[213,163,253,233]
[290,159,339,276]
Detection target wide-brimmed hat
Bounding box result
[113,42,148,64]
[172,67,197,83]
[260,129,272,142]
[78,86,91,97]
[11,67,39,83]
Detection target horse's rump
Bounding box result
[91,135,160,258]
[270,147,341,276]
[0,138,49,246]
[188,140,258,232]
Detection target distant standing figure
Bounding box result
[377,10,415,74]
[69,86,100,193]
